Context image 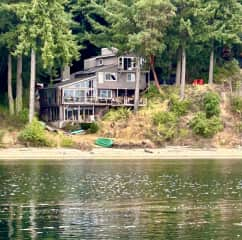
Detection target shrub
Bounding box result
[18,119,52,147]
[89,122,99,134]
[153,111,178,126]
[103,107,131,121]
[60,136,76,148]
[189,112,223,138]
[235,122,242,134]
[203,92,220,118]
[152,111,179,141]
[17,108,29,124]
[231,96,242,117]
[80,122,91,130]
[0,130,5,143]
[169,95,190,116]
[144,84,162,99]
[63,122,81,132]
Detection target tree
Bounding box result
[170,0,200,99]
[15,0,79,122]
[197,0,242,84]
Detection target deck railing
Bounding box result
[63,96,147,106]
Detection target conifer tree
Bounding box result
[15,0,79,122]
[196,0,242,84]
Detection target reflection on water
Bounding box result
[0,159,242,239]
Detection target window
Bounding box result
[105,72,117,81]
[119,57,136,70]
[127,73,136,82]
[99,89,112,99]
[98,59,103,66]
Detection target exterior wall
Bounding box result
[84,56,117,70]
[96,67,148,90]
[39,88,60,107]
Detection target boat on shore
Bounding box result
[95,138,113,148]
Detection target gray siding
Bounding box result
[84,56,118,70]
[96,67,147,90]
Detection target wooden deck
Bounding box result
[63,96,147,106]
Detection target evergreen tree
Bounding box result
[196,0,242,84]
[15,0,79,122]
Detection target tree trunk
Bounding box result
[8,54,14,115]
[29,49,36,123]
[180,46,186,100]
[150,55,161,92]
[209,49,214,84]
[176,49,181,86]
[134,57,140,113]
[16,55,23,113]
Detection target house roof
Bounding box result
[73,64,117,78]
[53,74,95,88]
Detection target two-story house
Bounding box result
[39,48,150,128]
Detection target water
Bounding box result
[0,159,242,239]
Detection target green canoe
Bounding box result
[95,138,113,148]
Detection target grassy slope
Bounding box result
[1,84,242,149]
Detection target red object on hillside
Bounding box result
[193,79,204,85]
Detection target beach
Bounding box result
[0,147,242,160]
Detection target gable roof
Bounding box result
[54,74,95,88]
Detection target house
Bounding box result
[39,48,150,128]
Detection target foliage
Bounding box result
[189,112,223,138]
[203,91,220,118]
[231,96,242,117]
[152,111,179,141]
[145,84,162,99]
[0,130,5,144]
[89,122,99,134]
[80,122,91,130]
[103,108,131,122]
[16,108,28,124]
[214,60,241,84]
[153,111,178,126]
[60,135,76,148]
[235,122,242,134]
[169,94,190,116]
[15,0,79,69]
[63,122,81,132]
[18,118,52,147]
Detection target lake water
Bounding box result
[0,159,242,239]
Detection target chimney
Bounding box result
[61,66,70,81]
[101,47,118,56]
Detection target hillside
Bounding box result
[1,82,242,150]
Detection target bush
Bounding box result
[63,122,81,132]
[145,84,162,99]
[169,95,190,116]
[89,122,99,134]
[189,112,223,138]
[203,92,220,118]
[152,111,179,141]
[18,119,52,147]
[231,96,242,117]
[80,122,91,130]
[0,130,5,143]
[103,107,131,121]
[17,108,29,124]
[153,111,178,126]
[60,136,76,148]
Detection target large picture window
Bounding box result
[99,89,112,99]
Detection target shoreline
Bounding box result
[0,147,242,160]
